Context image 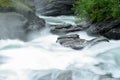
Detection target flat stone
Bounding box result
[49,23,86,35]
[57,34,109,50]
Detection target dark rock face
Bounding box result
[49,23,83,35]
[49,21,90,35]
[57,34,109,50]
[34,0,75,16]
[87,20,120,39]
[104,27,120,40]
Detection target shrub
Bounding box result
[73,0,120,23]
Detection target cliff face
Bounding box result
[0,0,45,41]
[34,0,75,16]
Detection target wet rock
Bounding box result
[0,13,45,41]
[34,0,75,16]
[57,34,109,50]
[76,20,91,30]
[49,23,87,35]
[24,13,45,33]
[87,19,120,39]
[104,27,120,40]
[49,23,80,34]
[0,0,45,41]
[0,13,28,41]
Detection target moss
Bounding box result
[73,0,120,23]
[18,0,33,6]
[0,0,12,7]
[0,12,24,17]
[0,0,32,11]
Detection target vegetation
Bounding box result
[0,12,24,17]
[0,0,32,11]
[73,0,120,23]
[18,0,34,8]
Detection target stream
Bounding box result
[0,15,120,80]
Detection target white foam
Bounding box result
[0,16,120,80]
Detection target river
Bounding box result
[0,15,120,80]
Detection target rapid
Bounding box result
[0,16,120,80]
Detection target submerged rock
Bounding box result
[57,34,109,50]
[29,70,73,80]
[54,70,73,80]
[95,47,120,79]
[34,0,75,16]
[0,55,9,64]
[87,19,120,40]
[98,74,120,80]
[28,69,120,80]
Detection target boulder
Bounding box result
[49,21,90,35]
[87,19,120,39]
[0,13,45,41]
[104,27,120,40]
[0,0,45,41]
[57,34,109,50]
[24,12,45,33]
[34,0,75,16]
[0,13,28,41]
[49,23,82,35]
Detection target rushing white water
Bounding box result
[0,16,120,80]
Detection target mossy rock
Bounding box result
[0,12,24,17]
[0,0,32,12]
[18,0,34,9]
[0,0,35,21]
[0,0,45,41]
